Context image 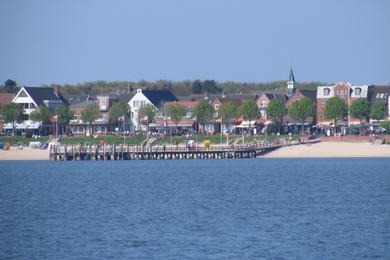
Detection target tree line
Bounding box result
[0,79,327,97]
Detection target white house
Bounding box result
[128,89,177,130]
[12,86,67,115]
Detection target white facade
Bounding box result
[128,89,155,130]
[12,87,38,115]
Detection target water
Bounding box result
[0,159,389,259]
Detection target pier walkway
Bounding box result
[49,139,320,161]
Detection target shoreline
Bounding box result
[1,142,390,161]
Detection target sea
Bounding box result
[0,159,389,259]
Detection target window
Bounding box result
[323,88,330,96]
[29,103,36,109]
[355,88,362,95]
[214,104,220,110]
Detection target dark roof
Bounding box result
[23,87,68,107]
[142,89,177,107]
[367,85,390,103]
[64,95,90,105]
[117,93,134,102]
[69,100,96,108]
[299,89,317,101]
[265,93,287,102]
[289,67,295,82]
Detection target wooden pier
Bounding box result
[49,139,317,161]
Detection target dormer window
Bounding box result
[323,88,330,96]
[355,88,361,95]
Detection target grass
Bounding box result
[0,135,146,146]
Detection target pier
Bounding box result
[49,139,319,161]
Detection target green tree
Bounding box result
[191,80,202,94]
[165,102,187,133]
[30,106,52,136]
[109,101,130,124]
[324,96,348,126]
[193,100,214,133]
[266,99,287,133]
[380,120,390,134]
[139,103,156,139]
[238,100,258,135]
[369,100,386,121]
[0,103,25,135]
[81,102,100,136]
[4,79,17,93]
[350,98,370,123]
[55,106,75,134]
[288,97,315,134]
[219,102,237,125]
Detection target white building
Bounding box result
[128,89,177,130]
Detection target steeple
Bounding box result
[287,67,296,97]
[289,67,295,82]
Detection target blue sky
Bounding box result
[0,0,389,86]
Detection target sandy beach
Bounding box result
[1,142,390,160]
[0,147,49,161]
[264,142,390,158]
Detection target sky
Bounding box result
[0,0,389,86]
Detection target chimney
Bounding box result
[127,83,131,94]
[204,91,208,100]
[53,85,59,97]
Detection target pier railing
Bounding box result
[49,138,320,161]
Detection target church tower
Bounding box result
[287,67,296,97]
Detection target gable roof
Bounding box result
[21,86,68,107]
[213,98,242,106]
[142,89,177,107]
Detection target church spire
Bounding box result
[289,67,295,82]
[287,67,296,97]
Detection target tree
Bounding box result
[191,80,202,94]
[238,100,258,135]
[324,96,348,127]
[30,106,52,135]
[288,97,315,134]
[139,103,156,139]
[266,99,286,133]
[109,101,130,124]
[81,103,100,136]
[193,100,214,133]
[165,102,187,134]
[350,98,370,123]
[380,120,390,134]
[4,79,17,93]
[55,106,75,134]
[219,102,237,125]
[0,103,25,135]
[369,100,386,121]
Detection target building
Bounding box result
[5,86,68,135]
[285,88,317,126]
[316,82,369,126]
[69,95,118,136]
[256,93,287,119]
[0,93,15,109]
[128,89,177,130]
[367,85,390,122]
[12,86,68,115]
